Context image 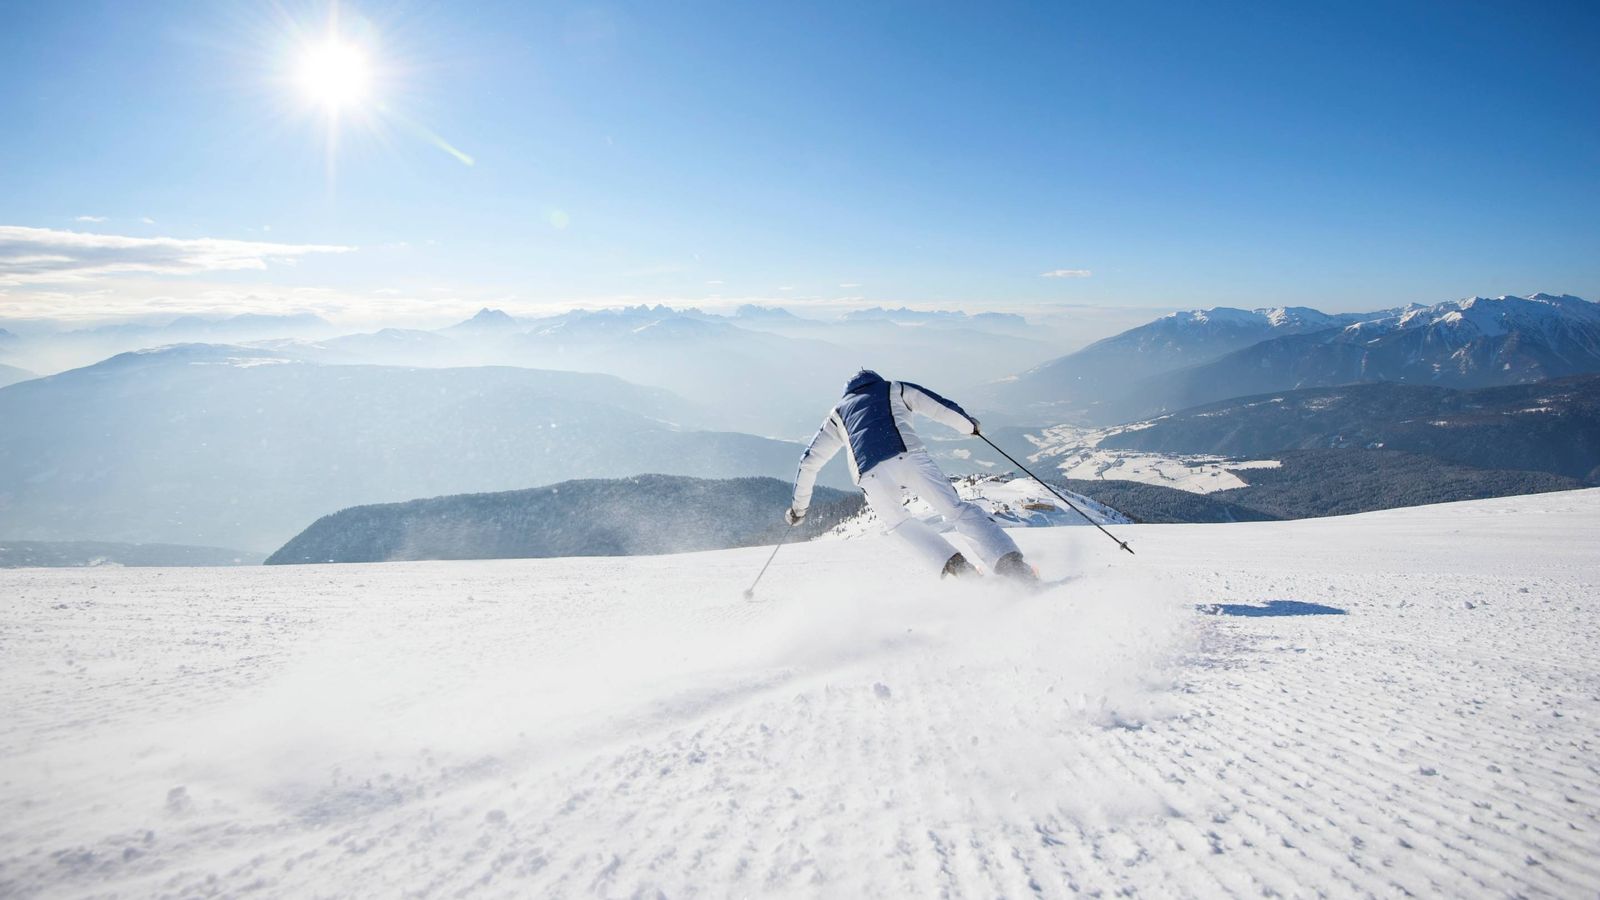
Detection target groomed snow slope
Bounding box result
[2,491,1598,897]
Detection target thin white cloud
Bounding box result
[75,215,108,223]
[140,217,156,225]
[705,279,725,285]
[839,282,861,288]
[1040,268,1092,278]
[0,225,353,286]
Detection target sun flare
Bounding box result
[296,39,371,111]
[274,10,472,169]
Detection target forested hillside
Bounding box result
[267,475,862,564]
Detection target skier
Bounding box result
[786,369,1036,581]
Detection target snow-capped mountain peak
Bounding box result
[1260,306,1343,330]
[1165,307,1253,326]
[993,292,1600,422]
[732,304,801,321]
[443,307,523,333]
[1350,293,1600,341]
[1155,305,1348,332]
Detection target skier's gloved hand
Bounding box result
[785,507,806,526]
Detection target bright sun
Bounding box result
[278,14,471,168]
[296,39,371,111]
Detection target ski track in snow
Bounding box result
[2,491,1598,897]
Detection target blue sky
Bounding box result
[1,0,1596,322]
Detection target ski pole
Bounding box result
[976,433,1135,555]
[743,526,794,599]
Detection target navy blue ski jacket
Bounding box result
[791,370,978,512]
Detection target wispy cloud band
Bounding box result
[0,225,353,286]
[1040,268,1092,278]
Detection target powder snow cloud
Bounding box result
[0,225,353,286]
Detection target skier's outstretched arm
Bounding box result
[899,382,980,435]
[790,415,844,521]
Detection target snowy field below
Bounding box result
[2,490,1598,897]
[1041,447,1278,494]
[1026,424,1280,495]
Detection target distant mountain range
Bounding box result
[988,294,1600,425]
[0,305,1061,437]
[1098,375,1600,484]
[8,293,1595,550]
[442,307,521,334]
[65,312,334,339]
[0,345,844,551]
[839,307,1031,330]
[0,540,263,568]
[428,304,1054,435]
[466,306,859,434]
[983,305,1377,414]
[266,475,862,564]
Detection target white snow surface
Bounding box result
[3,490,1599,897]
[826,473,1129,541]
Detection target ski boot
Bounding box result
[993,551,1039,585]
[941,552,978,579]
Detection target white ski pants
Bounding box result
[858,450,1021,573]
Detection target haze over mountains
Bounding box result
[0,328,35,387]
[0,344,840,551]
[0,303,1058,554]
[0,363,32,388]
[25,293,1593,441]
[0,313,337,376]
[368,304,1062,435]
[1,304,1065,436]
[3,291,1596,559]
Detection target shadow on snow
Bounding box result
[1197,600,1348,617]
